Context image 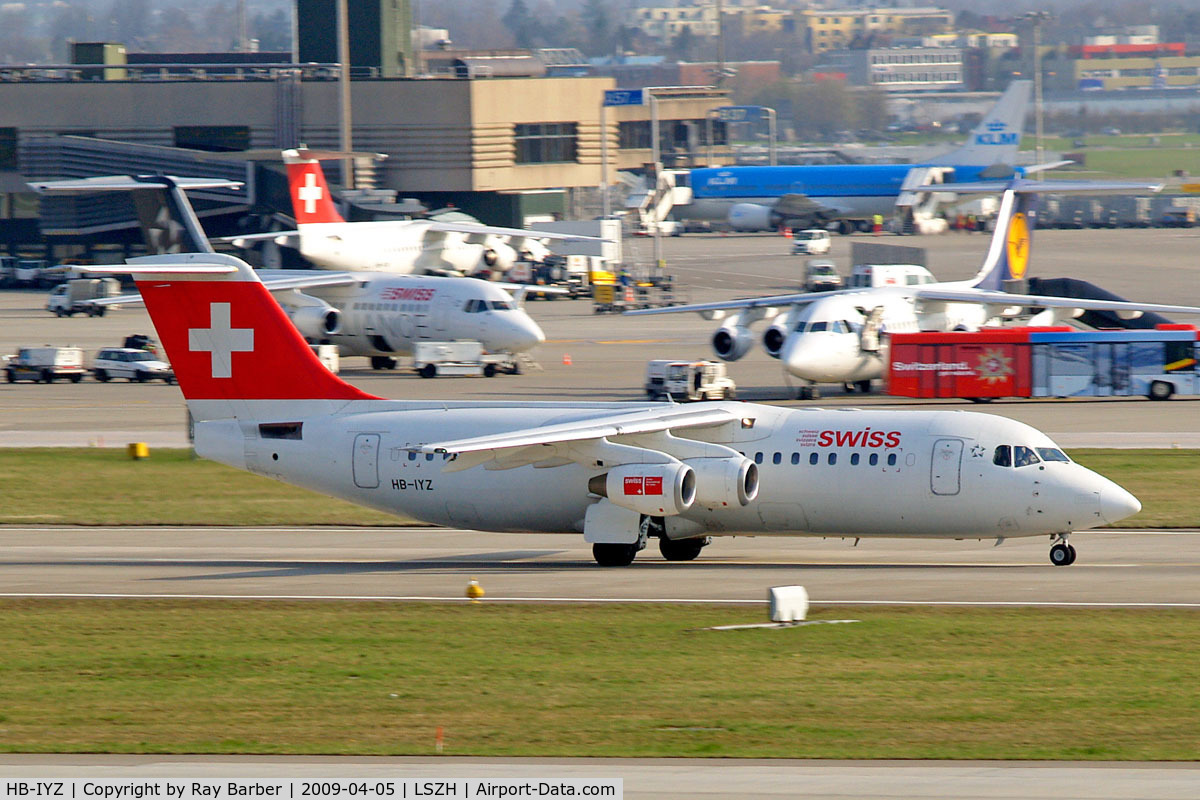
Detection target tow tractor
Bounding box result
[644,360,736,401]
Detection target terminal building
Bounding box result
[0,0,732,256]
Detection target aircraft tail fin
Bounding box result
[966,178,1164,291]
[105,253,378,420]
[283,149,345,225]
[927,81,1031,168]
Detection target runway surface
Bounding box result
[3,227,1200,448]
[3,526,1200,605]
[1,755,1197,799]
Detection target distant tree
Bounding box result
[502,0,537,48]
[580,0,614,56]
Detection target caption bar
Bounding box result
[2,781,621,800]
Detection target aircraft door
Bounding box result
[930,438,963,496]
[353,433,381,489]
[433,292,453,334]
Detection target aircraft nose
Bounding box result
[510,313,545,351]
[1100,485,1141,524]
[781,333,837,382]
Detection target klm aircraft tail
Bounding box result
[927,81,1031,168]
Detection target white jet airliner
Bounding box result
[229,149,599,276]
[105,251,1141,567]
[629,179,1200,398]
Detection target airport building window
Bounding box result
[514,122,578,164]
[0,127,16,170]
[173,125,250,152]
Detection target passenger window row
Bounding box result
[754,451,897,467]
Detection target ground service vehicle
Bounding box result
[791,229,832,256]
[645,360,737,401]
[803,259,843,292]
[888,326,1200,401]
[46,278,121,316]
[5,346,85,383]
[105,252,1143,568]
[93,347,175,383]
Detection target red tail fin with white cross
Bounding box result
[128,253,377,409]
[283,149,345,225]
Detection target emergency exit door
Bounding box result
[930,438,963,496]
[353,434,380,489]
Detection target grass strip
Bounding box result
[0,600,1197,759]
[0,448,1196,528]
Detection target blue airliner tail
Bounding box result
[927,81,1032,168]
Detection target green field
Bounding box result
[0,447,1195,528]
[0,600,1196,759]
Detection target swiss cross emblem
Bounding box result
[188,302,254,379]
[297,172,323,214]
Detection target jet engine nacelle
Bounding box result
[685,456,759,509]
[588,463,696,517]
[728,203,776,232]
[762,319,790,359]
[289,304,341,339]
[712,322,755,362]
[479,240,518,274]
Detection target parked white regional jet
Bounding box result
[33,175,548,371]
[629,179,1200,397]
[231,149,598,275]
[104,251,1141,567]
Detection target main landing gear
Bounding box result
[591,516,711,566]
[797,384,820,400]
[1049,534,1077,566]
[370,356,398,370]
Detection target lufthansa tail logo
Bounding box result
[1006,212,1030,280]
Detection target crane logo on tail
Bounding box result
[1006,211,1030,280]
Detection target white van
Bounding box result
[791,229,832,255]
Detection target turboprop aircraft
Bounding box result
[225,148,599,275]
[103,251,1141,567]
[31,175,548,371]
[628,179,1200,398]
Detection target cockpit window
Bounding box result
[809,321,828,332]
[829,320,846,334]
[993,445,1012,467]
[1014,446,1041,467]
[464,299,489,313]
[488,300,513,311]
[1037,447,1070,463]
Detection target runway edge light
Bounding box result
[769,585,808,623]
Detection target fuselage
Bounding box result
[676,163,1002,225]
[305,275,545,358]
[198,401,1137,540]
[778,284,996,384]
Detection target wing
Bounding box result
[624,289,860,317]
[215,231,301,250]
[916,288,1200,317]
[773,193,841,218]
[415,405,740,472]
[28,177,243,192]
[89,270,360,307]
[425,220,605,244]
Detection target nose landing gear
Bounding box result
[1049,534,1077,566]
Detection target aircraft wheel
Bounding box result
[855,380,872,393]
[1148,381,1174,401]
[1050,543,1073,567]
[592,542,638,567]
[419,363,437,379]
[1066,544,1077,565]
[371,356,398,370]
[659,536,709,562]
